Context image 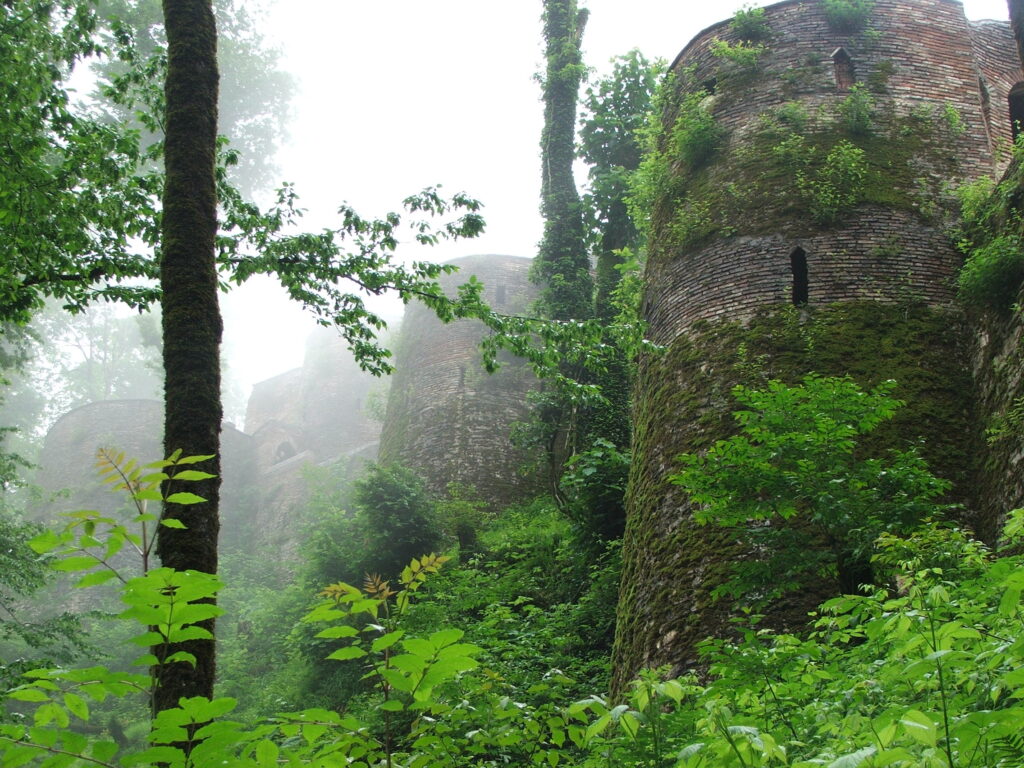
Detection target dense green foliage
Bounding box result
[4,452,1024,767]
[533,0,593,323]
[954,143,1024,311]
[822,0,875,32]
[674,375,953,600]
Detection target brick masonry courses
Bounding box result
[613,0,1024,692]
[379,254,544,508]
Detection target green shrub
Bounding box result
[710,38,766,75]
[837,84,874,135]
[729,4,770,41]
[822,0,874,32]
[670,90,723,170]
[797,139,868,225]
[957,234,1024,310]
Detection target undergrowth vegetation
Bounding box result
[3,374,1024,767]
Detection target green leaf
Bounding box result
[255,739,278,768]
[326,646,367,661]
[999,586,1021,617]
[51,556,102,572]
[829,747,877,768]
[315,625,360,639]
[6,687,50,702]
[378,699,405,712]
[165,492,206,505]
[900,710,936,747]
[429,628,464,648]
[75,570,119,588]
[63,693,89,721]
[28,530,61,554]
[170,470,216,481]
[174,454,216,465]
[371,630,404,652]
[160,518,188,529]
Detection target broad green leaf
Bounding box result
[51,556,102,572]
[378,699,405,712]
[63,692,89,721]
[316,625,360,639]
[28,530,61,554]
[165,492,206,505]
[327,645,367,661]
[75,570,119,588]
[429,628,464,648]
[900,710,936,747]
[999,586,1021,616]
[174,454,216,465]
[371,630,404,652]
[160,518,188,529]
[255,739,278,768]
[828,747,877,767]
[171,470,216,481]
[6,687,50,703]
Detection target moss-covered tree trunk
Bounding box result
[533,0,591,321]
[1010,0,1024,67]
[531,0,593,500]
[155,0,221,714]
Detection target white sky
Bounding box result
[220,0,1011,400]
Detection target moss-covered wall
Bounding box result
[378,255,544,507]
[613,0,1020,692]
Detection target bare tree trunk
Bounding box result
[1011,0,1024,68]
[155,0,221,715]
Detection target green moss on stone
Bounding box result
[611,301,973,694]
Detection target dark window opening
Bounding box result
[275,441,296,463]
[980,77,992,133]
[702,77,717,95]
[790,248,809,306]
[832,47,855,91]
[495,284,506,305]
[1009,82,1024,143]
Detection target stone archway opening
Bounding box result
[1009,82,1024,143]
[832,47,855,91]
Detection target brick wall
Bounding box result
[379,254,544,507]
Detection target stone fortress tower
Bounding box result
[378,254,543,507]
[613,0,1023,689]
[34,328,382,563]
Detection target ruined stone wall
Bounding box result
[34,399,257,554]
[614,0,1022,692]
[379,254,543,507]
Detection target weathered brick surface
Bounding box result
[379,255,544,507]
[646,208,962,344]
[616,0,1023,689]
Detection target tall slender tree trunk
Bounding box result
[155,0,221,714]
[1010,0,1024,68]
[533,0,591,322]
[532,0,592,500]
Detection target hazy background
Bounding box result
[216,0,1010,412]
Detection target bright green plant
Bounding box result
[729,4,770,42]
[838,84,874,135]
[822,0,875,32]
[710,38,767,76]
[957,233,1024,311]
[796,139,868,225]
[671,90,723,171]
[673,375,953,601]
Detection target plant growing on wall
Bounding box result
[729,4,770,42]
[822,0,875,32]
[672,375,953,600]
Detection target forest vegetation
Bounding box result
[2,0,1024,767]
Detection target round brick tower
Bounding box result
[613,0,1022,690]
[378,254,543,507]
